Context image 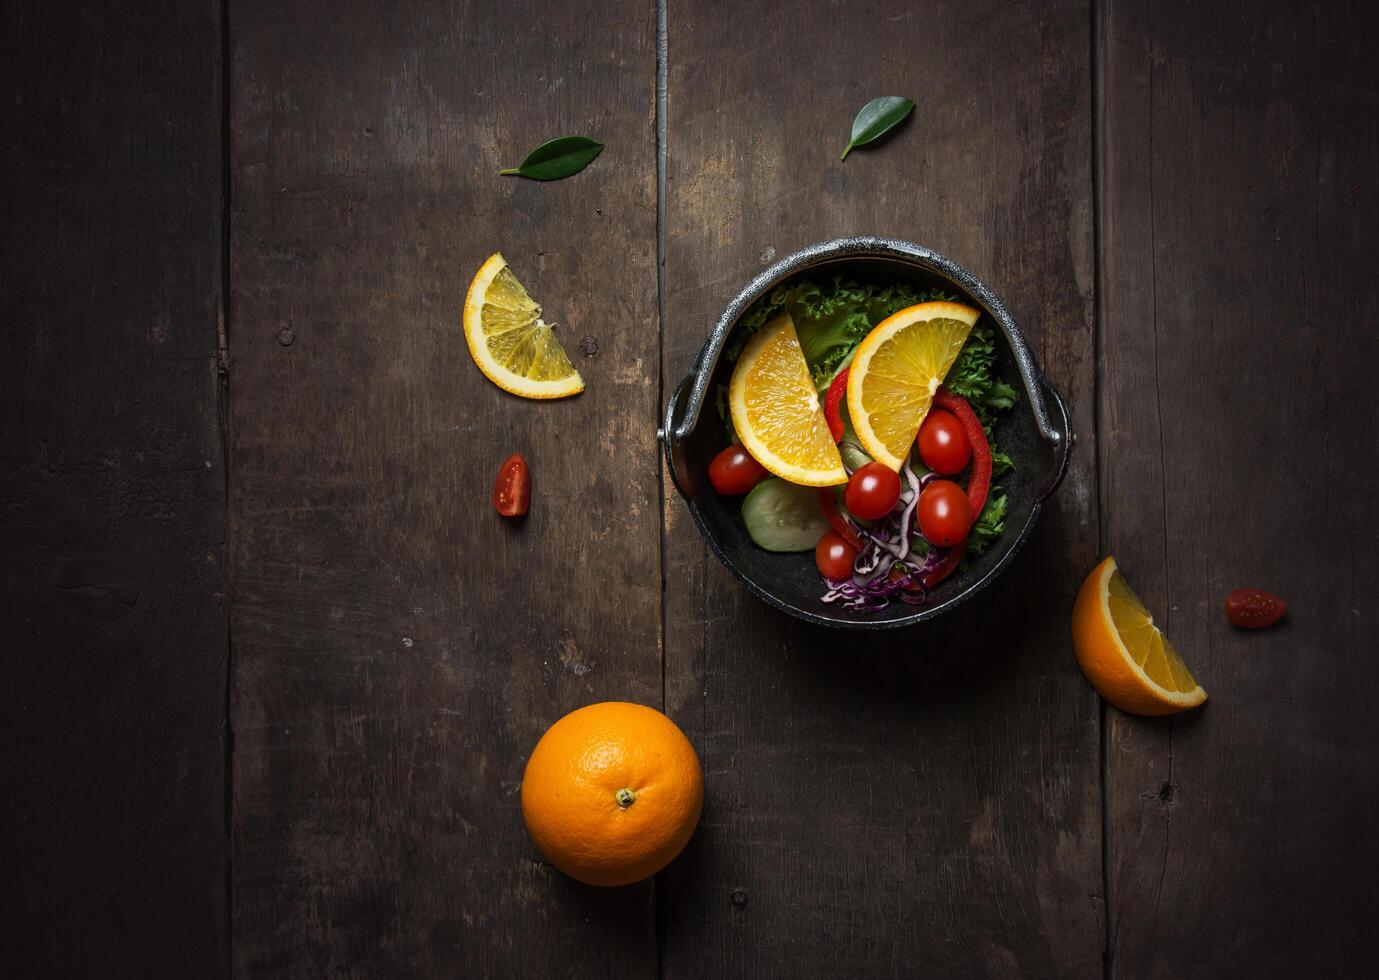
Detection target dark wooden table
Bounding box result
[5,1,1377,976]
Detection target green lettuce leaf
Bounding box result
[965,492,1008,558]
[725,276,953,389]
[945,325,1020,428]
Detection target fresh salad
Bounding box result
[708,276,1019,612]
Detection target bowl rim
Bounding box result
[660,236,1073,630]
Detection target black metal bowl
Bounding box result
[660,237,1073,629]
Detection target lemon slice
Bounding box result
[462,253,584,399]
[845,301,980,470]
[1071,556,1207,715]
[729,313,846,487]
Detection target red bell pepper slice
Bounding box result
[823,368,849,443]
[817,488,864,552]
[888,564,926,594]
[932,388,990,520]
[921,544,965,589]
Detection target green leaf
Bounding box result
[839,96,915,161]
[985,380,1021,411]
[499,136,603,181]
[965,493,1008,558]
[723,275,951,379]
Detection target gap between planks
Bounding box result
[653,1,671,979]
[1090,0,1113,976]
[219,0,235,972]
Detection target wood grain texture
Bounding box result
[228,1,660,974]
[1098,0,1379,975]
[0,1,228,975]
[659,1,1103,975]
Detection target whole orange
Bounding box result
[521,702,703,887]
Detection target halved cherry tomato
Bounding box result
[818,488,864,551]
[815,530,858,581]
[918,409,971,475]
[823,369,850,442]
[1226,589,1286,628]
[845,462,901,520]
[917,479,970,547]
[932,389,991,519]
[708,445,769,495]
[492,453,531,517]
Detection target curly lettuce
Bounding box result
[965,493,1008,558]
[726,277,953,389]
[944,324,1019,476]
[946,324,1021,421]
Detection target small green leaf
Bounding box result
[839,96,915,161]
[499,136,603,181]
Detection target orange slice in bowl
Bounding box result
[846,301,979,471]
[728,313,846,487]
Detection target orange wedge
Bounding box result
[845,301,980,471]
[1072,556,1207,715]
[463,253,584,399]
[729,313,846,486]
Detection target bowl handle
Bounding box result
[1036,376,1074,501]
[658,373,697,501]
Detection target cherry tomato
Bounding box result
[1226,589,1286,628]
[845,462,902,520]
[708,445,769,495]
[918,409,971,475]
[917,479,971,546]
[492,453,530,517]
[815,530,858,581]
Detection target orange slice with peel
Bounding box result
[1072,556,1207,715]
[463,252,584,399]
[729,313,846,487]
[846,301,979,471]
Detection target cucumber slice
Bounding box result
[741,478,830,552]
[838,440,873,473]
[836,398,873,472]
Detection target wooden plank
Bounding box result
[660,2,1103,974]
[228,1,660,974]
[0,1,228,975]
[1098,0,1379,974]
